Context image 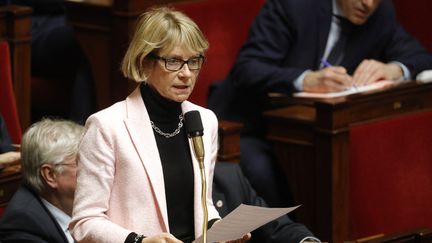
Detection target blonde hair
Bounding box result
[121,6,209,82]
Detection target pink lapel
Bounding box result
[123,87,169,230]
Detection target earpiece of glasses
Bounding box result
[150,53,205,71]
[54,163,77,167]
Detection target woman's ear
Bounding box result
[40,164,58,189]
[141,55,155,80]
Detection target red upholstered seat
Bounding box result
[394,0,432,52]
[173,0,265,107]
[349,111,432,238]
[0,41,22,144]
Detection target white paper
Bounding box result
[193,204,300,243]
[293,80,398,98]
[416,70,432,83]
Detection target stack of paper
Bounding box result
[293,80,398,98]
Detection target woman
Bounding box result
[70,7,249,243]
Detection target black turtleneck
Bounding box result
[140,84,195,242]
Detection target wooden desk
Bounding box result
[264,81,432,243]
[349,228,432,243]
[0,163,22,208]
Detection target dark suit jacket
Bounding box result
[208,0,432,136]
[0,114,13,153]
[212,162,316,243]
[0,185,69,243]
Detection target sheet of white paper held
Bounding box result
[193,204,300,243]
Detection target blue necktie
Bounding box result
[327,16,353,65]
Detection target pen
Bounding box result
[320,58,332,68]
[320,58,357,90]
[11,144,20,148]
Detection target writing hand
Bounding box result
[303,66,352,92]
[353,59,403,86]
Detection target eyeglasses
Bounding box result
[150,53,205,71]
[54,162,77,168]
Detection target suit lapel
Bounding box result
[24,186,69,243]
[123,87,169,230]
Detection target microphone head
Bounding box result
[184,110,204,137]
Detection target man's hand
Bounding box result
[303,66,352,92]
[353,59,403,86]
[0,151,21,165]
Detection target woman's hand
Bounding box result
[210,219,251,243]
[141,233,183,243]
[221,233,251,243]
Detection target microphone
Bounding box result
[184,111,205,168]
[184,110,208,243]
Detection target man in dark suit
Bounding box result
[0,118,84,242]
[213,162,320,243]
[0,114,13,154]
[208,0,432,207]
[0,114,20,165]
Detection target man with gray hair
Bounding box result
[0,118,84,243]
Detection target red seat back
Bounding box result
[394,0,432,52]
[0,41,22,144]
[173,0,265,107]
[349,111,432,238]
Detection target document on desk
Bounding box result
[193,204,300,243]
[293,80,398,98]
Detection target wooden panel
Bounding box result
[217,120,242,163]
[0,164,21,208]
[0,5,32,130]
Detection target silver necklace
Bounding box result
[150,114,184,138]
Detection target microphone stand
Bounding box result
[185,111,208,243]
[191,136,208,243]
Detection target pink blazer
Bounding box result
[70,87,220,242]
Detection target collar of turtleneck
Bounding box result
[140,83,183,123]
